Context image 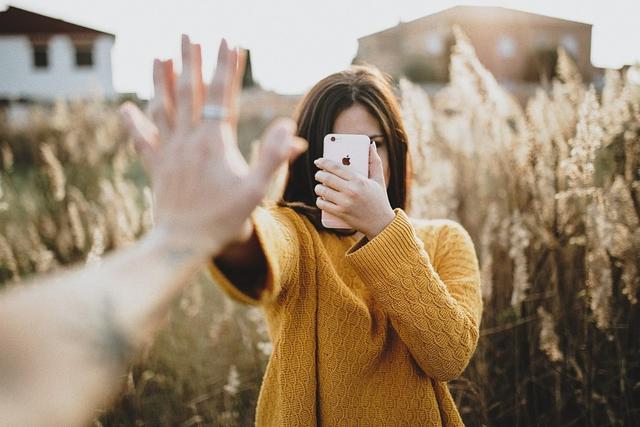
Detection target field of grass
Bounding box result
[0,30,638,426]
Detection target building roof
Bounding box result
[359,6,591,41]
[0,6,115,37]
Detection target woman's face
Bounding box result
[332,103,390,186]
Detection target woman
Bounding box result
[149,36,482,426]
[212,65,483,425]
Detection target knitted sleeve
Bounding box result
[207,205,303,306]
[345,208,482,381]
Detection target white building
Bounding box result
[0,6,116,102]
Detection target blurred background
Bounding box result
[0,1,638,426]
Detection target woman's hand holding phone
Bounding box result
[314,143,395,240]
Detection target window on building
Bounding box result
[497,35,516,59]
[32,42,49,68]
[425,33,444,55]
[75,43,94,67]
[561,35,579,57]
[533,32,552,49]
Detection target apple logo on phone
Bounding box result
[342,155,351,166]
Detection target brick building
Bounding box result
[354,6,599,84]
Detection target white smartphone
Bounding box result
[321,133,370,229]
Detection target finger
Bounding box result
[175,34,196,135]
[313,158,358,181]
[368,143,386,187]
[228,48,246,129]
[314,170,350,192]
[164,59,176,112]
[289,137,308,162]
[120,102,159,170]
[247,118,306,184]
[314,184,345,205]
[192,43,204,119]
[149,59,171,137]
[207,38,232,110]
[224,47,239,117]
[316,197,344,216]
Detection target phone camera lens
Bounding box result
[331,136,336,142]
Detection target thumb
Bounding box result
[119,102,159,172]
[288,136,309,162]
[368,143,385,187]
[248,117,307,185]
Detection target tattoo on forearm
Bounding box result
[166,247,195,265]
[96,295,134,368]
[64,295,134,371]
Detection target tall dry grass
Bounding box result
[0,100,150,279]
[0,100,270,426]
[0,29,638,426]
[398,28,640,426]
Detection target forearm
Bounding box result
[346,210,482,381]
[0,228,210,427]
[374,267,479,380]
[100,228,212,345]
[362,251,478,380]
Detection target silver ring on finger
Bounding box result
[201,104,229,121]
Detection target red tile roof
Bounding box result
[0,6,114,37]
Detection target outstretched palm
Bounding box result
[120,35,306,256]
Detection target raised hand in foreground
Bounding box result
[122,35,307,256]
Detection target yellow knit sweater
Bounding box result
[208,204,482,426]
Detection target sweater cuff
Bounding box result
[345,208,426,285]
[207,207,279,306]
[207,259,262,305]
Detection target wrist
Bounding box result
[145,226,222,262]
[365,209,396,240]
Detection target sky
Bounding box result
[2,0,639,97]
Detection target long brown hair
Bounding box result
[279,65,411,233]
